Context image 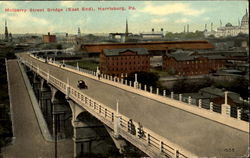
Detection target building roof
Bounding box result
[166,51,226,61]
[81,40,214,53]
[199,87,242,104]
[241,9,249,25]
[103,48,149,56]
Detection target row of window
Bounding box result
[178,71,207,75]
[104,66,149,71]
[105,61,149,65]
[106,56,149,60]
[164,59,225,65]
[165,64,223,69]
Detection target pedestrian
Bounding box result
[128,119,132,133]
[138,122,144,138]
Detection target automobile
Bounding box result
[77,80,88,89]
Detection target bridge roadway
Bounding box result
[3,60,73,158]
[20,53,248,157]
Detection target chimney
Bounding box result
[152,28,154,32]
[161,28,163,32]
[48,32,50,36]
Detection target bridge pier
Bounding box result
[68,99,115,158]
[32,74,41,100]
[39,87,52,117]
[49,86,73,140]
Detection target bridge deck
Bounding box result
[20,54,249,157]
[3,60,73,158]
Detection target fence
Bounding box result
[29,54,250,123]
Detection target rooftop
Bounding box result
[103,48,149,56]
[166,50,226,61]
[199,87,242,104]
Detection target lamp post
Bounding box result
[55,113,58,158]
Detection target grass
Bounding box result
[150,68,170,77]
[66,60,99,71]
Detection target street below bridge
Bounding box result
[2,60,73,158]
[19,53,249,157]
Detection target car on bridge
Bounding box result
[77,80,88,89]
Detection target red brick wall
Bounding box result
[162,56,226,76]
[100,52,150,77]
[81,40,214,53]
[42,35,56,43]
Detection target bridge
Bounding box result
[8,52,249,158]
[29,49,75,57]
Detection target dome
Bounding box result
[241,14,248,22]
[241,9,249,26]
[225,23,233,27]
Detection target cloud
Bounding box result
[203,17,210,21]
[131,13,140,18]
[141,2,205,16]
[151,18,167,23]
[0,9,49,33]
[175,18,190,23]
[0,1,17,8]
[60,1,77,7]
[2,12,48,25]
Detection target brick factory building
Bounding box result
[42,32,56,43]
[100,48,150,77]
[81,40,214,55]
[163,50,226,76]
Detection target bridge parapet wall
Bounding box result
[26,53,249,133]
[19,54,197,158]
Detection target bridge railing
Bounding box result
[20,55,197,158]
[27,54,250,131]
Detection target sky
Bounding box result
[0,1,248,34]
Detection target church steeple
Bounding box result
[5,20,9,41]
[77,27,81,37]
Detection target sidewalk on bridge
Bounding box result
[3,60,73,158]
[17,60,53,142]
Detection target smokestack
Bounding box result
[48,32,50,36]
[187,24,189,33]
[161,28,163,32]
[211,22,213,31]
[184,25,186,33]
[152,28,154,32]
[205,24,207,31]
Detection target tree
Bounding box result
[125,71,159,87]
[6,52,16,59]
[56,44,63,50]
[228,77,249,99]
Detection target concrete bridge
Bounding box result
[10,52,249,158]
[30,49,74,57]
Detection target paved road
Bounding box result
[20,54,249,157]
[2,60,73,158]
